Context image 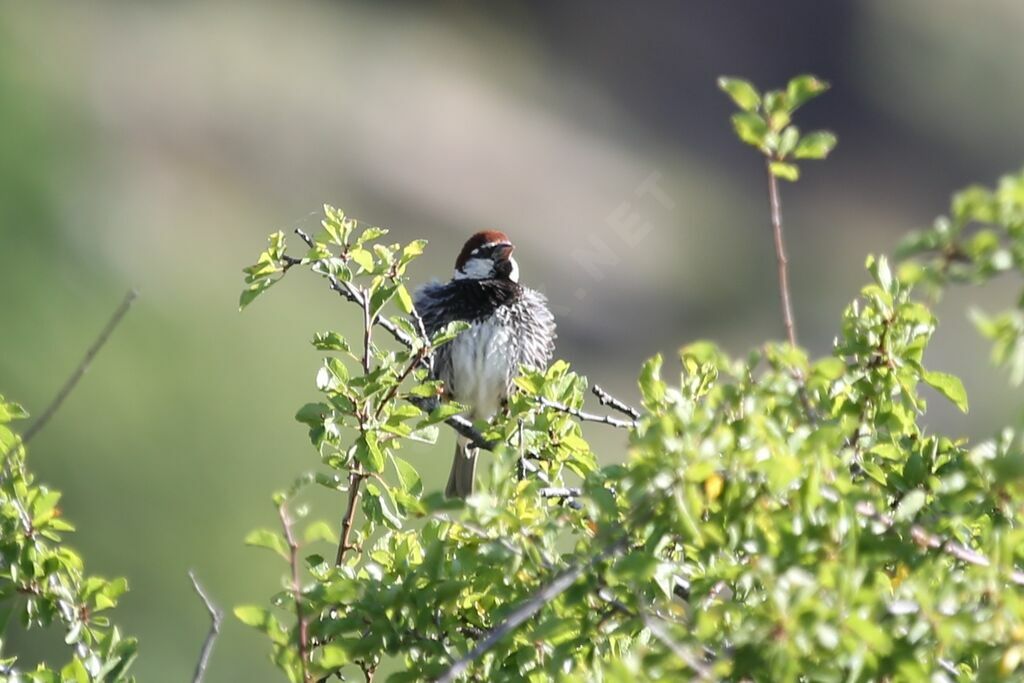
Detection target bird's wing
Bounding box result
[412,280,452,337]
[518,287,557,369]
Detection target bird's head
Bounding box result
[453,230,519,283]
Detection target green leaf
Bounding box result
[763,91,791,130]
[319,643,350,669]
[763,90,790,115]
[921,369,969,413]
[777,126,800,158]
[395,285,415,315]
[349,248,375,273]
[419,403,463,426]
[894,489,927,522]
[846,615,892,654]
[431,320,471,347]
[369,283,398,318]
[0,398,28,422]
[400,239,428,265]
[391,455,423,495]
[407,424,439,444]
[638,354,665,406]
[359,432,386,473]
[355,226,389,246]
[322,205,354,245]
[717,76,760,111]
[316,357,349,391]
[234,605,273,628]
[303,520,336,544]
[786,74,830,110]
[61,657,90,683]
[312,332,351,353]
[794,130,837,160]
[730,111,769,148]
[244,529,289,560]
[769,161,800,182]
[295,402,329,426]
[239,277,278,310]
[868,254,894,292]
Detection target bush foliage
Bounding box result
[234,77,1024,682]
[0,398,137,681]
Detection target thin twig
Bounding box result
[335,283,377,566]
[188,570,224,683]
[0,290,138,535]
[336,469,365,565]
[6,290,137,455]
[361,286,373,375]
[856,499,1024,586]
[296,228,427,364]
[374,347,428,422]
[764,160,798,347]
[410,305,434,374]
[591,385,641,421]
[819,487,1024,586]
[597,589,713,680]
[539,397,635,429]
[762,165,820,425]
[436,538,627,683]
[516,418,526,482]
[538,487,582,499]
[279,503,312,682]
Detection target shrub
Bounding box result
[236,76,1024,682]
[0,395,137,681]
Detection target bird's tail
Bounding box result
[445,436,478,499]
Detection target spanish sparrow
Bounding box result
[413,231,556,498]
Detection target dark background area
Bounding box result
[3,1,1023,679]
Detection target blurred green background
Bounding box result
[3,1,1024,680]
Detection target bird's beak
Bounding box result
[494,244,515,261]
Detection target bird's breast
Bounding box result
[446,315,515,420]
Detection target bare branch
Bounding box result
[361,284,373,375]
[591,385,641,421]
[764,160,798,347]
[295,228,419,351]
[1,290,138,535]
[538,487,582,499]
[436,538,627,683]
[375,346,428,422]
[8,290,137,454]
[539,397,635,430]
[336,469,365,565]
[850,497,1024,586]
[188,570,224,683]
[815,487,1024,587]
[596,589,713,680]
[278,503,312,682]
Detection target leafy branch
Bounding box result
[235,77,1024,682]
[0,292,139,680]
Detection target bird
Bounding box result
[413,230,557,498]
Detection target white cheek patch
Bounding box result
[506,256,520,283]
[454,257,494,280]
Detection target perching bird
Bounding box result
[413,231,556,498]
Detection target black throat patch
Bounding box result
[443,278,522,322]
